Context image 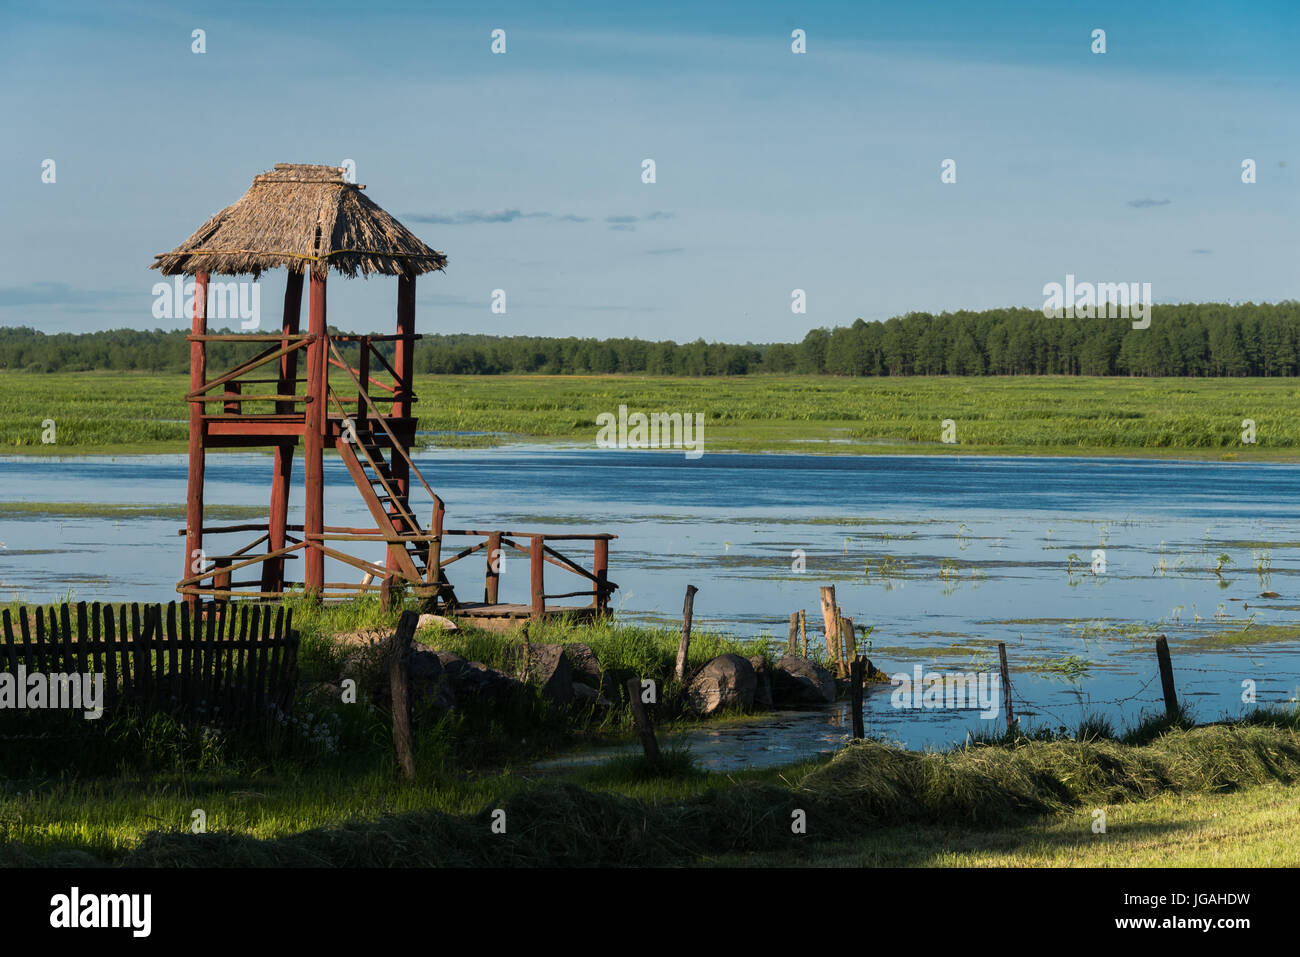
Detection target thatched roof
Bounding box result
[152,164,447,279]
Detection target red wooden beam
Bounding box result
[303,272,327,595]
[185,271,209,590]
[530,535,545,619]
[265,269,304,593]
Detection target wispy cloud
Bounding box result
[604,211,675,231]
[1126,198,1172,208]
[403,209,588,224]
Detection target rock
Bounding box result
[687,653,757,715]
[572,682,614,709]
[519,643,574,704]
[772,655,836,706]
[748,655,773,710]
[1259,591,1281,599]
[863,658,891,683]
[565,642,616,697]
[435,651,521,703]
[416,613,458,633]
[407,647,456,711]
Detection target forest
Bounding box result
[3,301,1299,377]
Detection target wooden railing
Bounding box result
[437,529,616,616]
[186,333,314,415]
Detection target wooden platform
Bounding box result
[453,603,601,621]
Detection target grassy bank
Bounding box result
[3,597,1299,867]
[5,720,1300,867]
[3,372,1300,459]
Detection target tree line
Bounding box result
[3,301,1299,376]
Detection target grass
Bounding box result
[712,781,1300,866]
[6,372,1300,459]
[6,718,1300,867]
[0,501,266,520]
[4,595,1299,867]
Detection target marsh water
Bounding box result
[3,447,1299,767]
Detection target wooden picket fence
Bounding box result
[0,601,299,725]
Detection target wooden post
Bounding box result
[303,272,327,596]
[998,641,1015,734]
[675,584,698,681]
[529,535,545,619]
[787,612,799,655]
[842,615,856,663]
[849,655,865,739]
[1155,635,1179,720]
[593,538,609,613]
[799,609,807,657]
[214,559,231,594]
[185,271,209,587]
[394,275,416,420]
[819,585,837,669]
[625,676,661,765]
[388,610,418,779]
[222,380,242,415]
[386,275,416,581]
[485,531,502,604]
[520,621,531,682]
[264,270,303,593]
[429,499,444,600]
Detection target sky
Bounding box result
[1,0,1297,341]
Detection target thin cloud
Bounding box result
[1126,198,1172,208]
[403,209,588,224]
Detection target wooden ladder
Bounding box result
[333,425,455,603]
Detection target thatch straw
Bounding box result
[151,164,447,279]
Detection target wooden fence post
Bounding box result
[529,535,545,619]
[485,530,502,604]
[625,676,661,765]
[675,585,698,681]
[998,641,1015,734]
[1155,635,1179,720]
[819,586,837,668]
[849,655,866,739]
[787,612,799,655]
[799,609,807,658]
[388,610,418,780]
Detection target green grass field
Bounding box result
[2,371,1298,459]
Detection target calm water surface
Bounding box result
[2,448,1298,764]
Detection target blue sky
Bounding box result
[1,0,1296,340]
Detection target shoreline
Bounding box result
[3,439,1299,464]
